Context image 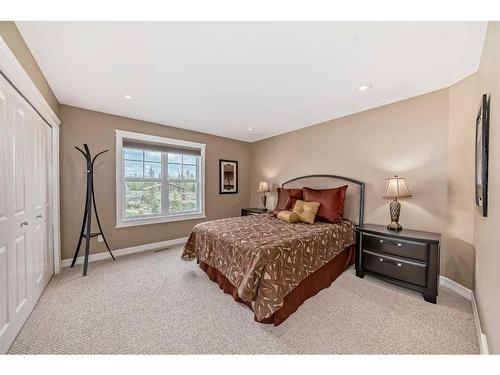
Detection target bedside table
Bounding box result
[241,208,268,216]
[355,224,441,303]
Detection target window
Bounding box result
[116,130,205,227]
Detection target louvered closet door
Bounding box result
[0,73,53,354]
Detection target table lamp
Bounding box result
[382,175,411,231]
[257,181,270,211]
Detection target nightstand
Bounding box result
[356,224,441,303]
[241,208,268,216]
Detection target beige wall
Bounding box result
[474,21,500,354]
[59,105,251,260]
[250,89,450,234]
[442,73,477,289]
[249,85,482,290]
[0,21,59,114]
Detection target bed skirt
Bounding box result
[198,244,355,326]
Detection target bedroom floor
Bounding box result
[8,245,479,354]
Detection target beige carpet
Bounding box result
[8,245,479,354]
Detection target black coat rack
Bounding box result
[71,144,115,276]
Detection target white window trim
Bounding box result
[115,129,206,228]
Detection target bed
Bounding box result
[181,175,365,325]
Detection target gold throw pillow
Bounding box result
[292,200,320,224]
[277,210,300,223]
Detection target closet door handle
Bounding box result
[20,221,29,227]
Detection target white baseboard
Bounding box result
[471,293,490,355]
[439,276,473,300]
[439,276,489,355]
[61,237,188,268]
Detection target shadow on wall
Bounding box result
[441,236,475,290]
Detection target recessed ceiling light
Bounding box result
[248,128,254,131]
[124,95,133,100]
[357,84,373,92]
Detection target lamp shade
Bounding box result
[257,181,270,193]
[382,176,411,198]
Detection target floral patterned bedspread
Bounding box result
[181,213,356,321]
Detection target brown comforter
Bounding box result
[181,213,356,321]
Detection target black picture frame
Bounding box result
[219,159,238,194]
[475,94,490,217]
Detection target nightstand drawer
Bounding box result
[362,233,428,261]
[362,249,427,287]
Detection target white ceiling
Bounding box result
[17,22,487,142]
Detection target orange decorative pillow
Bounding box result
[303,185,348,223]
[272,188,303,216]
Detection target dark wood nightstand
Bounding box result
[241,208,268,216]
[356,224,441,303]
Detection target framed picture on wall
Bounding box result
[219,159,238,194]
[475,93,490,217]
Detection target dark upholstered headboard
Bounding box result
[281,174,365,226]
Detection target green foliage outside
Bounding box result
[125,181,196,217]
[125,181,161,217]
[169,182,196,212]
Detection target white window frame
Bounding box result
[115,129,206,228]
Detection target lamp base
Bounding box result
[387,221,403,231]
[387,199,403,231]
[261,194,267,211]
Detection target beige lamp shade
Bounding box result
[257,181,271,193]
[382,176,411,198]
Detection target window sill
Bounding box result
[116,212,206,228]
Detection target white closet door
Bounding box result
[0,74,53,354]
[0,76,12,353]
[32,116,53,301]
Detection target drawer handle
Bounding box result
[379,257,402,267]
[20,221,28,227]
[36,214,42,219]
[379,239,402,247]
